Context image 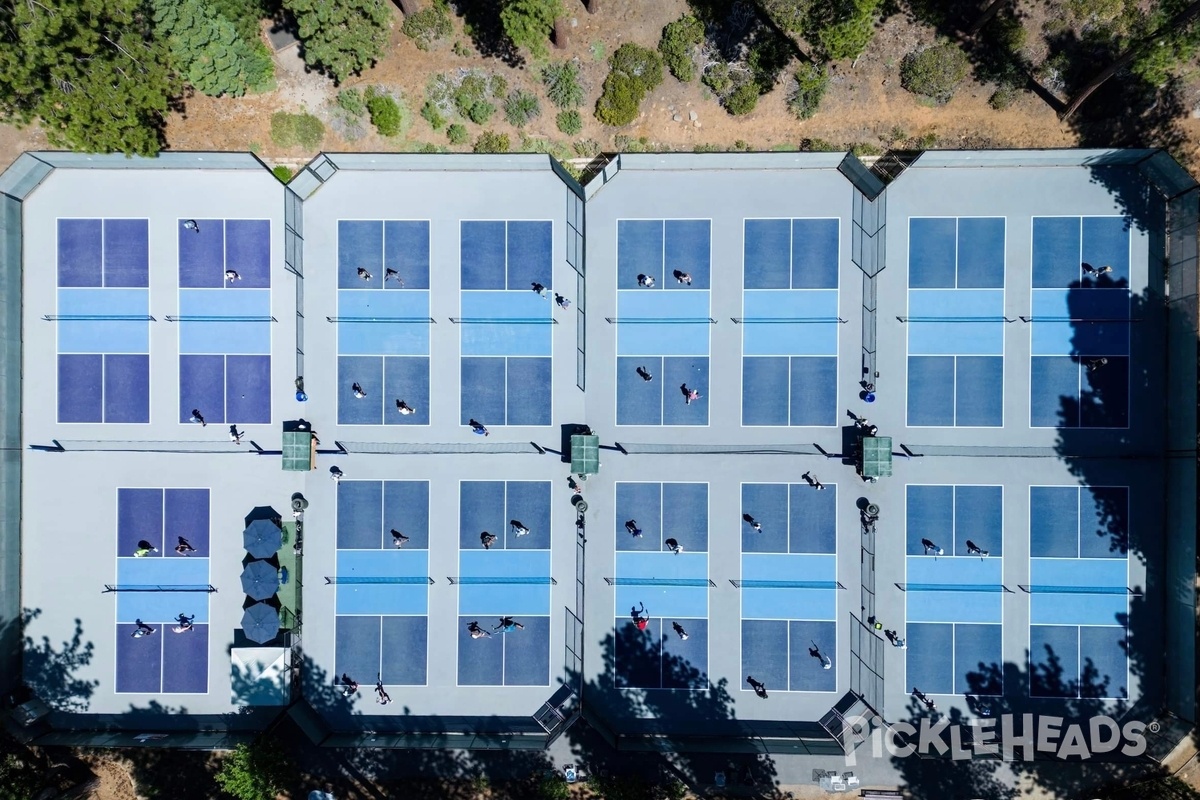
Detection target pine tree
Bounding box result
[280,0,391,83]
[152,0,274,97]
[500,0,564,59]
[0,0,179,155]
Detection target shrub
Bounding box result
[988,85,1020,109]
[271,165,294,183]
[787,63,829,120]
[556,109,582,135]
[401,0,452,51]
[701,62,734,97]
[534,774,571,800]
[900,43,971,105]
[811,0,883,62]
[541,60,584,108]
[747,33,792,91]
[801,137,840,151]
[447,123,469,144]
[365,87,404,136]
[595,43,663,126]
[421,100,447,130]
[473,131,511,153]
[500,0,564,59]
[504,89,541,127]
[849,141,883,157]
[270,111,325,150]
[659,14,704,82]
[725,81,759,115]
[214,739,292,800]
[454,73,498,124]
[337,88,366,117]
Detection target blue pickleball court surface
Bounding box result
[461,220,552,290]
[905,485,1004,558]
[457,614,551,686]
[744,218,839,290]
[459,481,552,551]
[179,354,271,425]
[1029,485,1128,559]
[616,356,710,426]
[116,622,209,694]
[117,487,211,558]
[1033,216,1130,288]
[337,355,430,425]
[338,220,430,289]
[614,617,709,690]
[617,219,711,289]
[742,619,836,693]
[907,622,1003,696]
[179,219,270,288]
[740,482,837,554]
[58,218,149,288]
[1031,355,1129,428]
[336,615,429,687]
[336,480,430,550]
[1030,624,1127,698]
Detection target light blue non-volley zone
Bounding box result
[179,219,271,288]
[1032,216,1130,289]
[58,218,149,288]
[178,290,272,353]
[614,481,709,554]
[908,622,1003,696]
[336,291,430,425]
[739,554,838,619]
[458,551,552,616]
[337,615,429,687]
[909,217,1005,289]
[905,484,1004,558]
[741,291,838,426]
[1030,485,1128,559]
[617,219,711,289]
[461,220,553,291]
[616,291,711,356]
[902,557,1005,623]
[740,482,837,555]
[614,552,709,618]
[337,220,430,289]
[1027,559,1128,625]
[336,480,430,550]
[56,288,150,423]
[743,218,839,290]
[335,550,430,614]
[907,290,1004,428]
[115,558,211,623]
[460,292,552,356]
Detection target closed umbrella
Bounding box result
[240,560,280,601]
[243,519,282,558]
[241,603,280,644]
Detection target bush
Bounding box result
[447,123,469,144]
[811,0,882,62]
[271,165,294,183]
[534,774,571,800]
[900,43,971,105]
[504,89,541,127]
[659,14,704,82]
[787,63,829,120]
[401,0,452,51]
[725,81,759,115]
[701,62,734,97]
[365,87,404,136]
[988,85,1020,109]
[421,100,447,130]
[556,109,582,135]
[541,60,584,108]
[595,43,663,126]
[337,88,366,117]
[270,111,325,150]
[473,131,511,153]
[454,73,499,124]
[214,739,292,800]
[747,33,792,91]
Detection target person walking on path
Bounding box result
[637,274,655,287]
[132,620,155,638]
[340,674,359,696]
[134,540,158,557]
[743,513,762,532]
[747,676,768,698]
[921,538,944,556]
[531,282,548,297]
[375,680,392,704]
[357,267,372,281]
[665,537,684,555]
[802,472,825,490]
[175,536,197,556]
[555,293,571,309]
[631,603,650,631]
[673,270,692,285]
[625,519,643,538]
[469,419,489,436]
[183,219,200,234]
[885,629,907,649]
[391,529,410,548]
[352,382,366,398]
[467,621,492,638]
[384,268,403,285]
[329,466,344,482]
[480,531,498,550]
[172,614,195,633]
[396,400,415,415]
[229,424,244,445]
[190,409,207,427]
[510,520,530,537]
[672,621,689,640]
[810,641,832,669]
[636,366,653,382]
[965,540,990,558]
[495,617,525,633]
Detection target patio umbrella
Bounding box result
[240,560,280,601]
[241,603,280,644]
[243,519,282,558]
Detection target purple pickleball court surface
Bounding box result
[162,623,209,693]
[116,623,163,693]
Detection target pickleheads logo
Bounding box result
[843,712,1148,764]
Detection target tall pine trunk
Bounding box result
[554,17,569,49]
[396,0,421,15]
[586,0,599,14]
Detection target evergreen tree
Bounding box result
[280,0,390,83]
[500,0,564,58]
[152,0,274,97]
[0,0,178,155]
